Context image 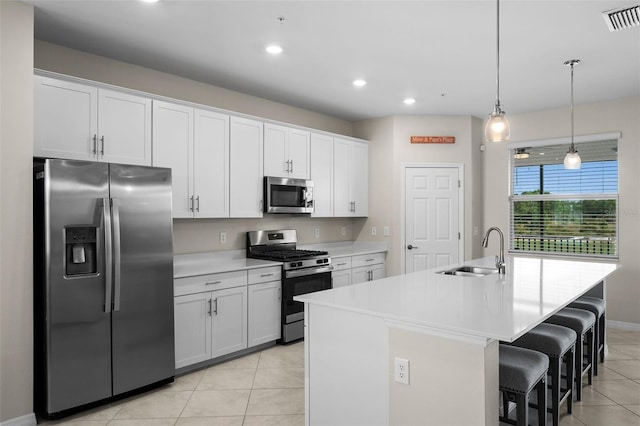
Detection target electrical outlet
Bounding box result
[394,357,410,385]
[220,232,227,244]
[341,226,346,237]
[371,226,377,236]
[314,227,320,238]
[383,226,390,236]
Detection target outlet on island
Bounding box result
[314,228,320,238]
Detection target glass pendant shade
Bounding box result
[564,146,581,169]
[485,107,510,142]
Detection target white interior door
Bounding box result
[405,166,460,273]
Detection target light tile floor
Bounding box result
[43,328,640,426]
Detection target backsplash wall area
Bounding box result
[173,217,368,254]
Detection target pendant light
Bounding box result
[563,59,581,169]
[485,0,510,142]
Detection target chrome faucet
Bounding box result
[482,227,506,275]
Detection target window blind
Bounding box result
[509,139,618,258]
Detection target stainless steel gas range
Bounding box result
[246,230,332,343]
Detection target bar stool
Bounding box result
[569,296,606,374]
[510,324,576,426]
[545,307,595,401]
[499,345,548,426]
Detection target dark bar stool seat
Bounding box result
[511,323,576,426]
[545,307,595,401]
[499,345,548,426]
[569,296,606,374]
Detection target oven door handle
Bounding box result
[285,265,333,278]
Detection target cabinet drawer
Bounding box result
[351,252,386,268]
[331,257,352,271]
[175,270,247,296]
[248,266,282,285]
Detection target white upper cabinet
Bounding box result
[334,138,368,217]
[310,133,334,217]
[34,76,151,166]
[193,109,230,218]
[230,116,264,218]
[152,101,230,218]
[264,123,310,179]
[152,101,193,218]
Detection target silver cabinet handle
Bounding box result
[195,195,200,213]
[92,134,98,155]
[206,280,222,285]
[407,245,418,250]
[285,160,291,173]
[102,198,113,313]
[213,298,218,315]
[290,159,294,174]
[337,262,347,266]
[189,195,194,212]
[260,273,274,278]
[111,198,122,312]
[365,258,375,262]
[208,298,212,316]
[100,136,105,156]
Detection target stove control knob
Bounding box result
[290,262,297,268]
[298,262,303,267]
[316,259,323,264]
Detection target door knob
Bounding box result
[407,245,418,250]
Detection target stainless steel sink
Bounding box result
[437,265,499,277]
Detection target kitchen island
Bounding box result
[295,256,618,425]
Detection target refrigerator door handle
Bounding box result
[103,198,113,313]
[112,198,122,312]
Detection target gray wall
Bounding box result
[0,1,34,422]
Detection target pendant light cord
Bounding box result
[570,61,574,148]
[495,0,501,110]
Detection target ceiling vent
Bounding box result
[602,4,640,31]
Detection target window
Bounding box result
[509,136,618,259]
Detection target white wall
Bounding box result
[353,115,485,277]
[482,96,640,325]
[0,1,34,422]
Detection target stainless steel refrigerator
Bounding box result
[33,159,175,418]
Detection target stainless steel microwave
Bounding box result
[264,176,314,214]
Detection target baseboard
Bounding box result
[608,320,640,332]
[0,413,36,426]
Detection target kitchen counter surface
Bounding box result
[174,241,387,278]
[296,255,618,342]
[174,250,281,278]
[299,241,388,258]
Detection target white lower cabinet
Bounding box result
[331,252,386,287]
[174,286,248,369]
[248,280,281,347]
[175,266,282,369]
[211,286,248,359]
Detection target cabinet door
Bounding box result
[351,266,370,285]
[288,128,311,179]
[371,263,386,281]
[174,292,212,369]
[98,89,152,166]
[333,138,352,216]
[332,269,351,288]
[211,286,248,358]
[264,123,288,177]
[230,117,264,218]
[310,133,334,217]
[351,141,369,216]
[194,109,230,218]
[248,281,281,347]
[152,101,194,218]
[34,76,98,161]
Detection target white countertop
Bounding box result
[174,250,282,278]
[295,256,619,342]
[174,241,388,278]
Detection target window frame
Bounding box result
[507,132,620,260]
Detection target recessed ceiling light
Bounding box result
[353,79,367,87]
[266,45,283,54]
[403,98,416,105]
[139,0,159,3]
